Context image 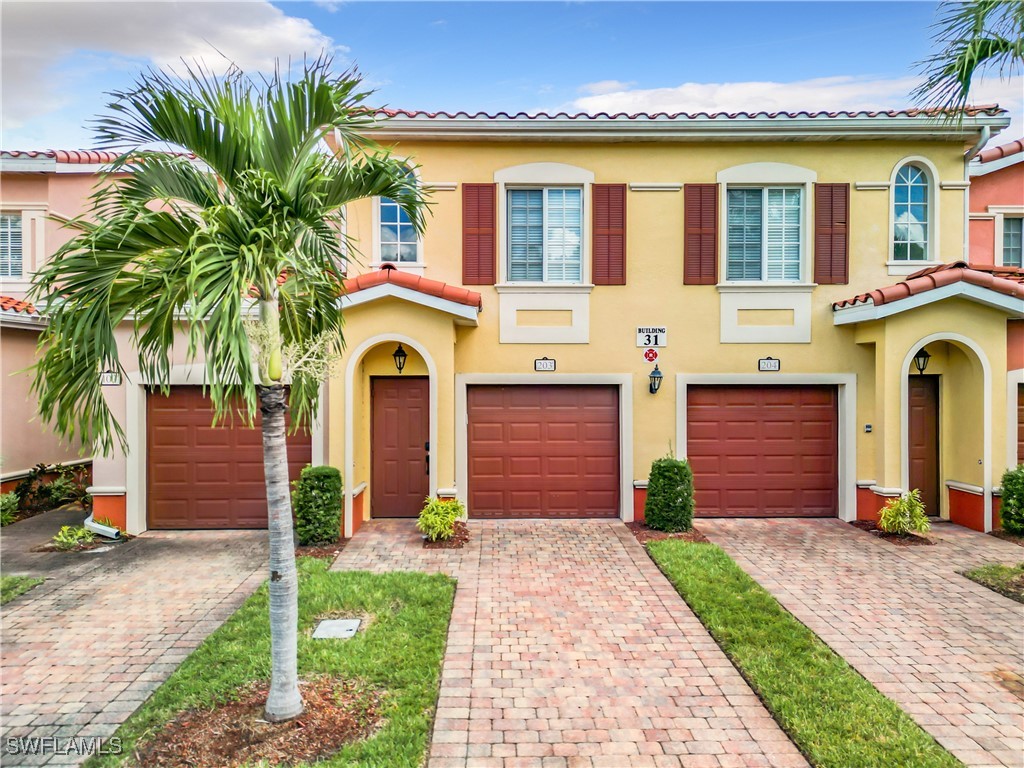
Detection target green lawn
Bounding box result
[647,539,962,768]
[1,575,43,605]
[87,558,455,768]
[963,562,1024,604]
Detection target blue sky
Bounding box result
[2,1,1021,150]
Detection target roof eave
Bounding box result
[833,282,1024,325]
[369,114,1012,143]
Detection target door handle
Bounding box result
[425,441,430,475]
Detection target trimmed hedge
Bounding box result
[291,465,343,545]
[1000,464,1024,535]
[644,455,695,532]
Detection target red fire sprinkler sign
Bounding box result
[643,348,659,363]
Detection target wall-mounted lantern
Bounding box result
[649,364,663,394]
[392,344,408,374]
[913,347,931,375]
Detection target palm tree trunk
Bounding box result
[259,383,304,722]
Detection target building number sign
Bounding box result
[636,327,667,347]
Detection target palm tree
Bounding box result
[913,1,1023,115]
[29,57,425,721]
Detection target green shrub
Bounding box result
[417,497,464,542]
[1000,465,1024,535]
[51,525,95,551]
[0,492,18,526]
[878,489,930,535]
[13,463,89,511]
[644,455,695,532]
[291,465,343,545]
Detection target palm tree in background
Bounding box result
[913,1,1023,115]
[29,57,426,721]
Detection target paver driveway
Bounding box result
[701,519,1024,768]
[1,527,266,767]
[334,519,806,768]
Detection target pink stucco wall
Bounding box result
[969,161,1024,265]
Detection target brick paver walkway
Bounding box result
[334,519,807,768]
[701,518,1024,768]
[1,530,266,767]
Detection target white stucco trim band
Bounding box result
[675,373,858,521]
[833,282,1024,325]
[946,480,984,495]
[455,373,634,522]
[340,283,480,325]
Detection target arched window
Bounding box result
[892,163,931,262]
[378,168,419,264]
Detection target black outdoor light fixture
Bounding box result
[392,343,408,374]
[913,347,931,375]
[649,364,664,394]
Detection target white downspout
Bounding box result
[963,126,991,259]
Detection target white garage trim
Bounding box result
[343,334,438,538]
[899,333,992,531]
[455,374,634,521]
[675,373,857,521]
[124,365,325,535]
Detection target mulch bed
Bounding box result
[136,677,382,768]
[627,521,709,545]
[849,520,935,546]
[989,530,1024,548]
[295,540,348,560]
[424,521,470,549]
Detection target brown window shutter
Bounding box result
[684,184,719,285]
[814,183,850,285]
[592,184,627,285]
[463,183,496,285]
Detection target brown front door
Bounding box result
[147,386,311,529]
[371,377,429,518]
[909,375,940,515]
[686,385,839,517]
[467,385,620,518]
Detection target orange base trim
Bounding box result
[857,488,899,523]
[633,487,646,523]
[92,495,127,531]
[350,491,364,538]
[948,487,985,532]
[993,496,1002,531]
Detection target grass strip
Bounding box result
[647,539,962,768]
[963,562,1024,604]
[0,575,43,605]
[88,558,455,768]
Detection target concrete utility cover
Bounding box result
[313,619,361,639]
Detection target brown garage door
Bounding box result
[468,385,619,518]
[687,385,838,517]
[147,386,312,529]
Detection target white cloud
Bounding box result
[1,1,339,132]
[567,74,1023,140]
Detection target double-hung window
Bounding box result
[507,187,582,283]
[0,213,23,279]
[1003,217,1022,267]
[726,187,802,281]
[378,196,419,263]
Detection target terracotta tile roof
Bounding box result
[379,106,1006,121]
[343,264,482,309]
[832,262,1024,310]
[1,149,198,164]
[978,139,1024,164]
[0,295,37,314]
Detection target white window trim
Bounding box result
[989,205,1024,267]
[888,156,940,273]
[507,186,585,284]
[716,162,816,286]
[372,160,424,271]
[494,162,594,287]
[0,205,45,288]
